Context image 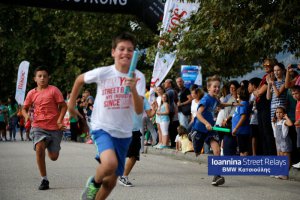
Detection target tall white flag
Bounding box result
[15,61,30,105]
[150,0,199,102]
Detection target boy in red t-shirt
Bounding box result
[22,66,67,190]
[291,86,300,168]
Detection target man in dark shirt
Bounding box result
[176,77,192,129]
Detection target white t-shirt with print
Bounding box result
[191,99,199,118]
[84,65,145,138]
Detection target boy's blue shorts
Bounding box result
[191,130,219,154]
[91,129,132,176]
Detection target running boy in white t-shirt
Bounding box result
[68,32,145,200]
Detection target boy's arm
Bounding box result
[127,74,143,114]
[131,87,143,114]
[232,114,246,136]
[219,102,239,108]
[68,74,85,118]
[57,101,67,129]
[22,105,29,123]
[196,105,212,131]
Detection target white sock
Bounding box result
[42,176,48,181]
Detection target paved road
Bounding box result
[1,141,300,200]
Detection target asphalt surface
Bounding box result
[0,140,300,200]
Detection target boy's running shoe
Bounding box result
[211,175,225,186]
[118,176,133,187]
[81,176,100,200]
[292,162,300,169]
[38,179,49,190]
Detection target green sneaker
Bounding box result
[81,176,100,200]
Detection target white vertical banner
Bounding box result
[150,0,199,102]
[15,61,30,105]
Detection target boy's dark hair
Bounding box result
[237,85,249,101]
[112,32,136,49]
[34,66,49,76]
[291,85,300,92]
[249,77,262,88]
[207,75,221,88]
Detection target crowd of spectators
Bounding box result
[143,58,300,178]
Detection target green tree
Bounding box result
[0,5,156,99]
[149,0,300,78]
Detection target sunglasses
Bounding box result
[263,64,271,67]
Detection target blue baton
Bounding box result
[124,50,139,94]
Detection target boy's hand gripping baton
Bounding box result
[212,126,231,133]
[124,50,139,94]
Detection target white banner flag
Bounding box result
[150,0,199,102]
[15,61,30,105]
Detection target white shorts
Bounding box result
[159,121,170,136]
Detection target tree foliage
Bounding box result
[0,5,156,98]
[149,0,300,78]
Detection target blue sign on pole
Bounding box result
[181,65,201,89]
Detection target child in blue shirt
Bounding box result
[189,75,238,186]
[232,85,251,156]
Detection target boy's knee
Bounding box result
[35,142,46,153]
[50,157,58,161]
[36,149,45,158]
[103,162,118,176]
[48,153,59,161]
[100,160,118,176]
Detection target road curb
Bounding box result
[144,146,207,164]
[144,146,300,181]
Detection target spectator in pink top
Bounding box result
[22,66,67,191]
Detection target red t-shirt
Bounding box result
[23,85,64,130]
[296,101,300,127]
